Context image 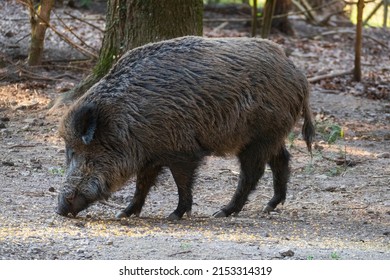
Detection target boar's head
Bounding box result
[56,101,132,217]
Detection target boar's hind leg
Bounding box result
[115,164,162,219]
[213,141,267,218]
[263,146,290,213]
[167,158,201,220]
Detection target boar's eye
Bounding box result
[72,102,98,145]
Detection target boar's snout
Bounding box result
[56,187,88,218]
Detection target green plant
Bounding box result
[327,125,343,144]
[330,252,341,260]
[316,119,343,144]
[288,132,296,149]
[304,162,315,174]
[180,242,191,250]
[326,166,343,177]
[80,0,92,8]
[49,167,65,176]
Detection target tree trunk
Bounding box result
[273,0,294,35]
[262,0,294,37]
[354,0,364,82]
[251,0,257,37]
[55,0,203,106]
[27,0,55,66]
[261,0,277,38]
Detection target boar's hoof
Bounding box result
[115,211,129,219]
[262,205,275,214]
[212,210,227,218]
[167,212,181,221]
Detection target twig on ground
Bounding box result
[308,69,354,83]
[99,200,122,210]
[8,144,37,149]
[311,29,389,49]
[212,21,229,32]
[167,251,192,257]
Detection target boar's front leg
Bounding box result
[167,156,202,220]
[116,164,162,218]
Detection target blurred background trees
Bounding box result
[58,0,203,104]
[7,0,390,105]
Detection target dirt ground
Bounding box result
[0,1,389,260]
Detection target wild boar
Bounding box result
[56,36,315,219]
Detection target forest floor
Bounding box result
[0,0,389,260]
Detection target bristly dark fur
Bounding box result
[57,36,315,219]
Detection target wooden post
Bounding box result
[354,0,364,82]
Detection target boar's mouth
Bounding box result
[56,206,77,218]
[56,189,89,218]
[56,179,110,218]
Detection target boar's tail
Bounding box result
[302,96,315,155]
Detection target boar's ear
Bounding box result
[73,103,98,145]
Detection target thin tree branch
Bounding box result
[63,11,105,33]
[17,0,98,59]
[53,10,99,52]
